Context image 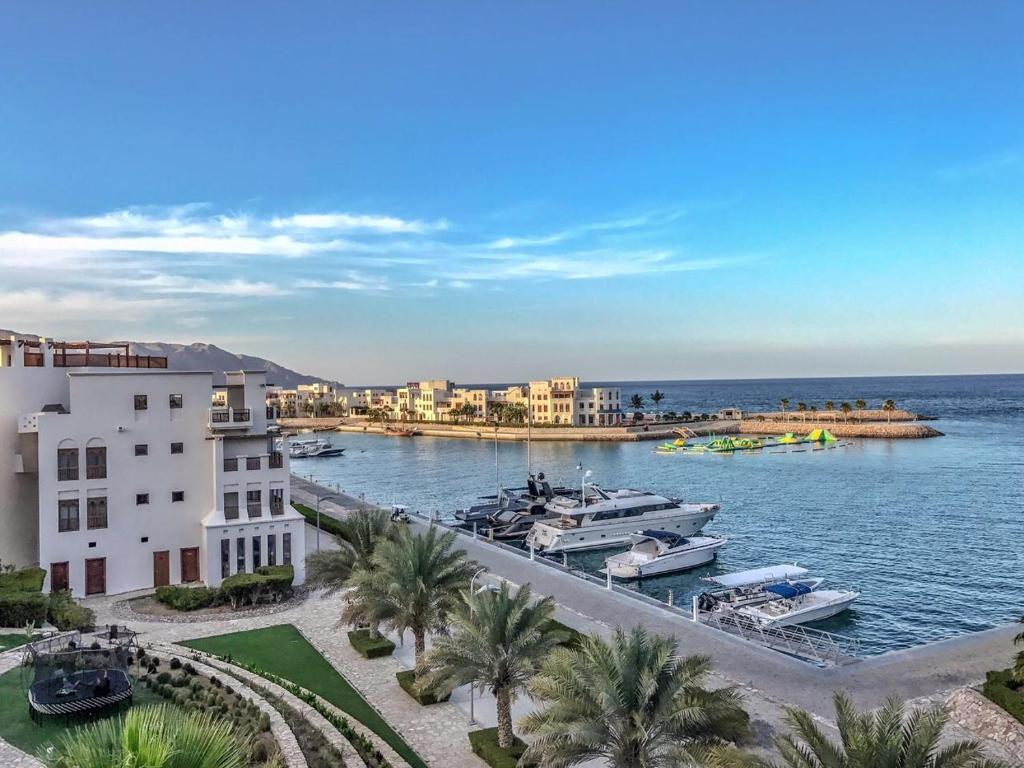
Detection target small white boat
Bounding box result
[734,581,859,627]
[290,436,345,458]
[601,530,727,579]
[697,565,823,611]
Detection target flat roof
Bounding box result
[68,369,213,377]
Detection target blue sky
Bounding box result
[1,2,1022,383]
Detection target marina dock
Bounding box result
[290,475,1019,720]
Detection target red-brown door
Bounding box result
[153,551,170,587]
[50,562,69,593]
[180,547,200,583]
[84,558,106,595]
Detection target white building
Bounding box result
[1,337,306,598]
[527,377,623,426]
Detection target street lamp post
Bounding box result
[467,567,488,726]
[492,420,501,503]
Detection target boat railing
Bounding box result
[699,607,860,666]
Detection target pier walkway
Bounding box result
[291,476,1018,720]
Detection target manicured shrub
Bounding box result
[468,727,529,768]
[155,584,221,612]
[348,628,396,658]
[983,669,1024,724]
[395,669,450,705]
[0,591,48,626]
[169,657,181,670]
[47,590,96,630]
[156,671,171,685]
[220,565,294,608]
[0,566,46,593]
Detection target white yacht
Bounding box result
[601,531,727,579]
[734,581,859,627]
[289,436,345,458]
[524,484,719,554]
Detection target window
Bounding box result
[246,456,261,470]
[87,497,108,530]
[170,442,184,454]
[223,457,238,472]
[57,448,79,481]
[283,532,292,565]
[246,489,262,518]
[224,492,239,520]
[134,444,148,457]
[136,493,149,505]
[236,537,246,573]
[169,393,183,409]
[252,536,261,569]
[58,499,80,532]
[85,446,107,480]
[221,539,230,579]
[270,488,284,515]
[171,490,184,503]
[134,394,148,410]
[267,535,277,566]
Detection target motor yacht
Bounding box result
[289,436,345,458]
[454,473,572,531]
[734,581,860,627]
[524,483,719,554]
[601,530,727,579]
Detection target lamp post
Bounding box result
[315,493,339,553]
[492,419,501,503]
[467,567,488,726]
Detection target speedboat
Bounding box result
[734,581,859,627]
[289,436,345,458]
[696,565,822,612]
[454,473,572,531]
[601,531,727,579]
[524,483,719,554]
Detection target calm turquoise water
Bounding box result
[297,375,1024,655]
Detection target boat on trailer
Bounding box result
[601,530,727,579]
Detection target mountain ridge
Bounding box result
[0,329,339,389]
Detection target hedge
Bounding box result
[983,669,1024,725]
[468,727,530,768]
[220,565,294,609]
[0,591,48,627]
[0,566,46,593]
[395,669,450,705]
[291,503,351,542]
[156,585,221,612]
[348,628,396,659]
[47,590,96,630]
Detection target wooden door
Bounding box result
[84,558,106,596]
[50,562,69,593]
[180,547,200,583]
[153,551,170,587]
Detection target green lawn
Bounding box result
[0,668,167,757]
[180,623,427,768]
[0,633,36,652]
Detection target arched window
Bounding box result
[57,439,78,481]
[85,438,107,480]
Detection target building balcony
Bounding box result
[208,407,252,430]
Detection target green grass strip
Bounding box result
[180,623,427,768]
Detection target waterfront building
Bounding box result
[0,337,306,597]
[528,377,623,426]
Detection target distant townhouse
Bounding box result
[528,377,623,426]
[0,337,305,598]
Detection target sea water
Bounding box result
[296,374,1024,655]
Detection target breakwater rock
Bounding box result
[739,419,943,438]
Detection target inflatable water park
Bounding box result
[655,429,844,456]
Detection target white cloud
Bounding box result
[270,212,447,234]
[0,289,185,323]
[115,274,290,297]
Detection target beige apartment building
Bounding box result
[528,377,623,426]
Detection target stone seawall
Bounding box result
[739,419,943,438]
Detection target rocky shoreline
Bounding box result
[739,419,943,438]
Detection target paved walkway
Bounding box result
[291,476,1019,719]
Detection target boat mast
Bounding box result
[527,402,532,475]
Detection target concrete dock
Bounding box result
[290,475,1018,720]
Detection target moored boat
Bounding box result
[601,530,727,579]
[734,581,860,627]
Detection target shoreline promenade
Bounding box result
[291,475,1017,719]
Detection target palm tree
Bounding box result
[651,390,665,411]
[779,399,789,421]
[824,400,835,423]
[883,399,896,424]
[419,583,564,750]
[521,627,748,768]
[840,402,852,423]
[855,399,867,421]
[343,525,476,667]
[796,402,807,422]
[41,704,247,768]
[810,405,818,419]
[707,691,1005,768]
[629,394,646,423]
